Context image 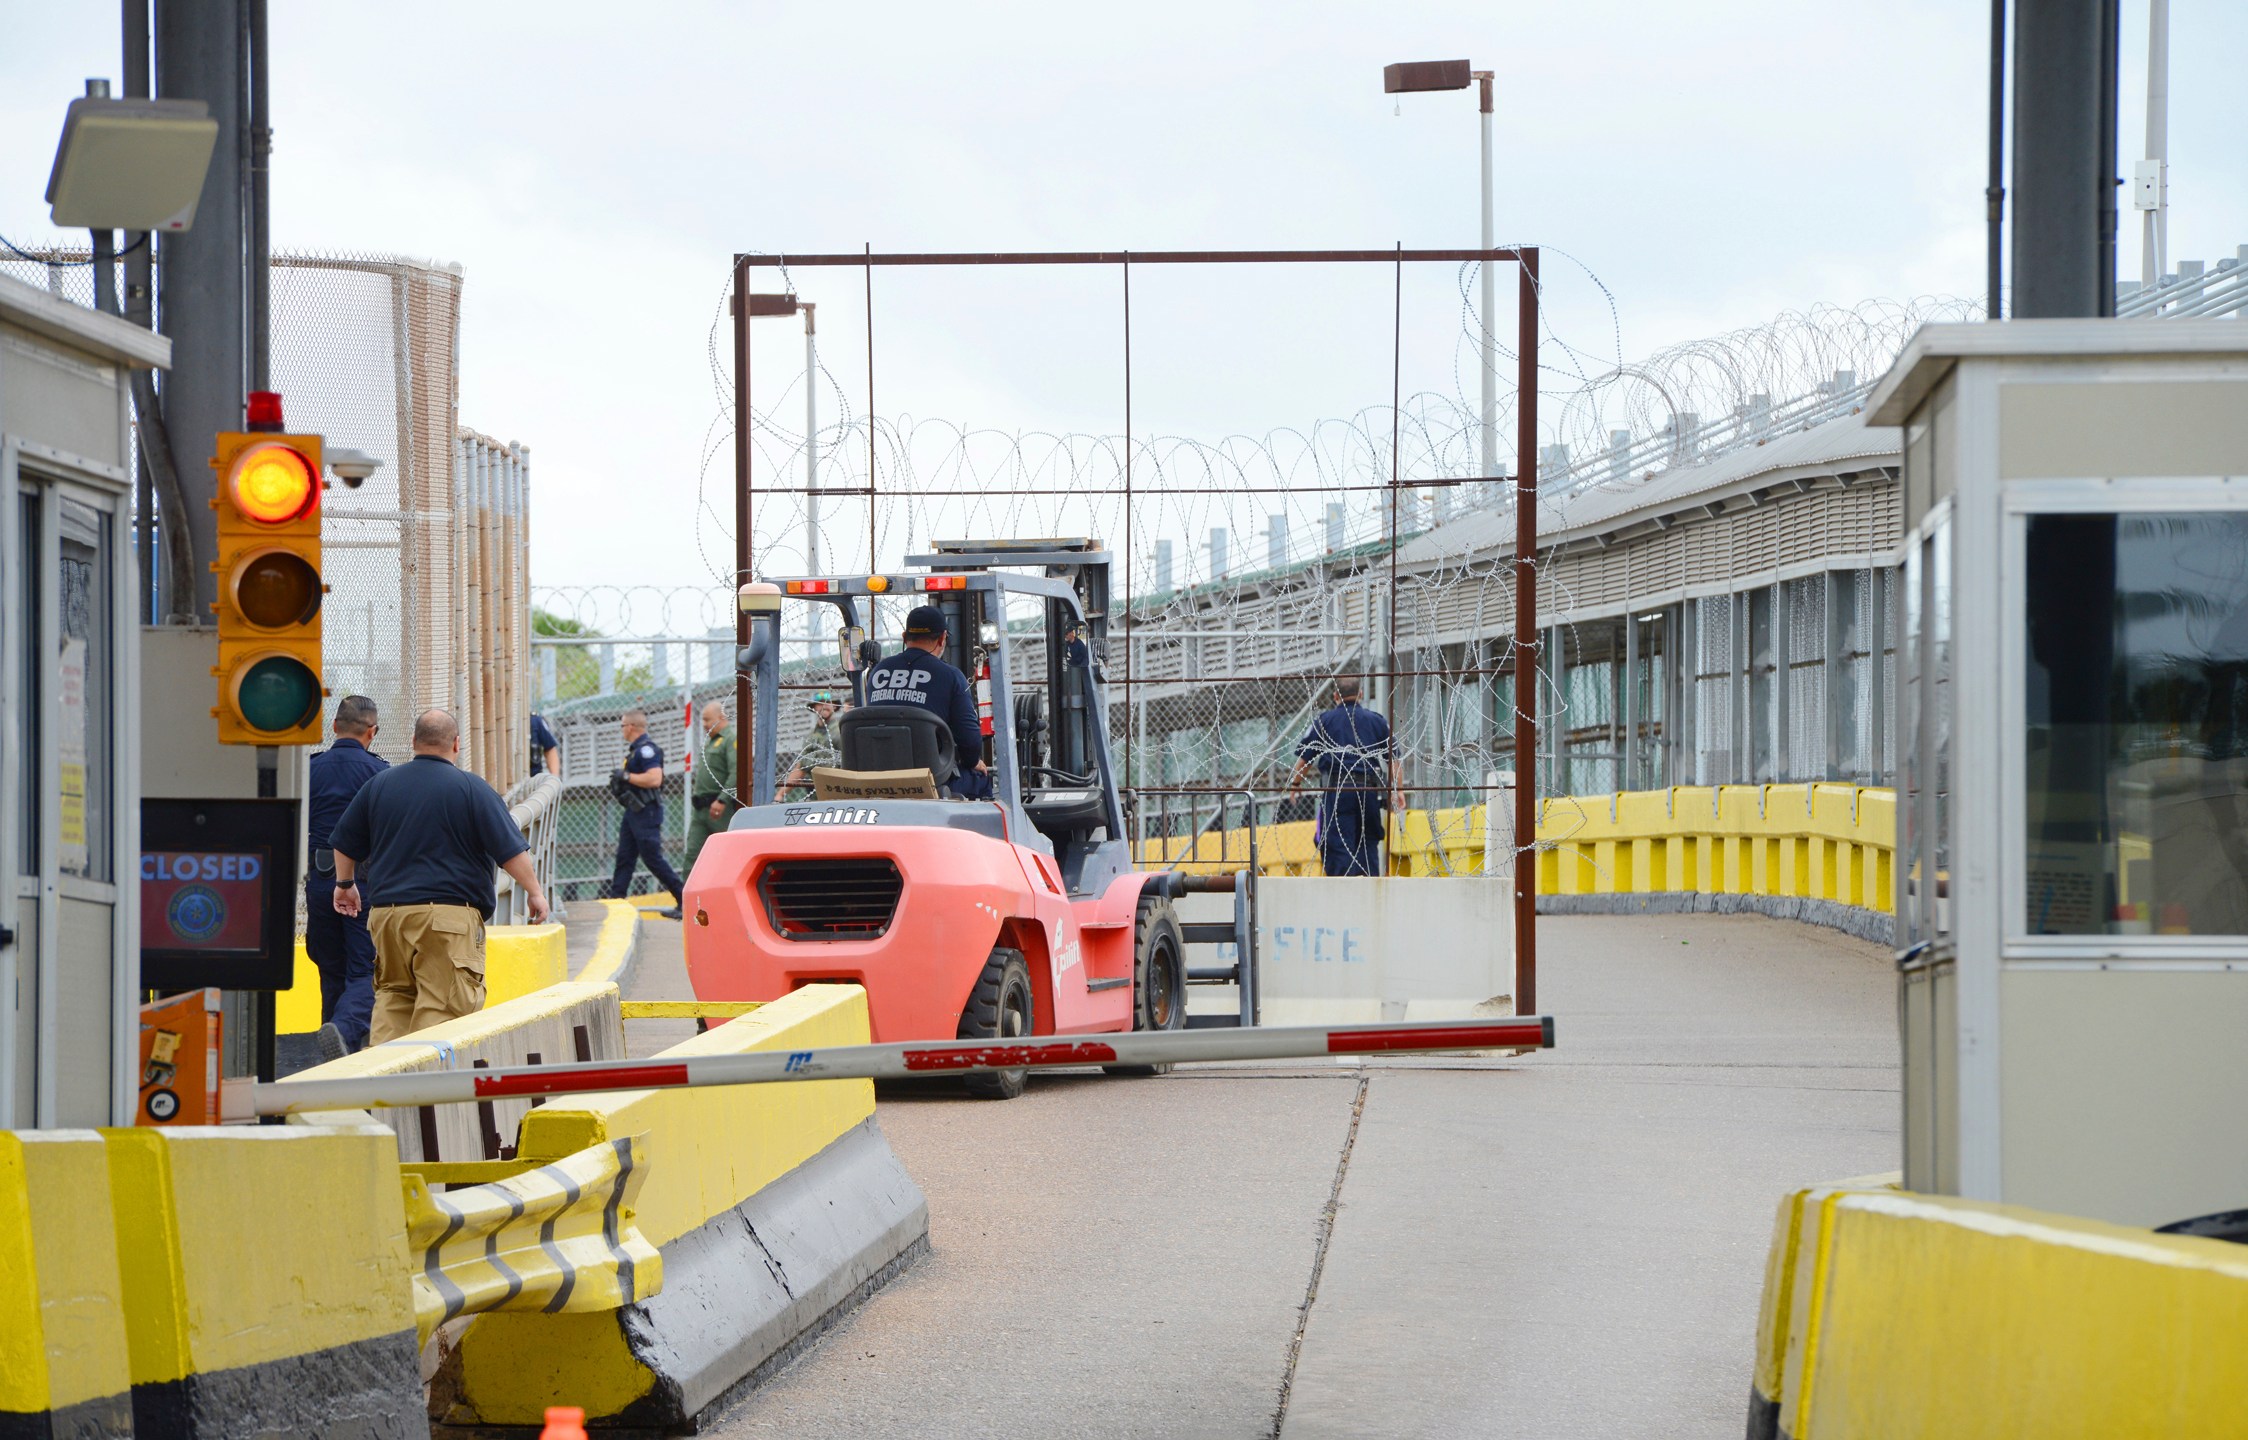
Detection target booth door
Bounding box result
[3,453,132,1128]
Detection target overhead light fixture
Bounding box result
[1382,59,1474,94]
[46,94,219,232]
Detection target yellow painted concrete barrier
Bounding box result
[441,984,930,1428]
[101,1123,422,1432]
[277,920,570,1035]
[1140,785,1897,922]
[0,1131,134,1436]
[1751,1178,2248,1438]
[402,1135,661,1346]
[283,978,627,1163]
[1537,784,1893,912]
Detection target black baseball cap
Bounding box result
[903,605,948,638]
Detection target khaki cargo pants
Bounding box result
[367,903,486,1044]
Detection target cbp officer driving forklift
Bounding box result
[863,605,991,798]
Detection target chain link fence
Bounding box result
[3,247,532,793]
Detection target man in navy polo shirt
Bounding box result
[331,709,551,1043]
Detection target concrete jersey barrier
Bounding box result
[437,983,929,1428]
[283,978,627,1163]
[0,1130,135,1438]
[103,1123,425,1438]
[1751,1176,2248,1438]
[1147,782,1897,941]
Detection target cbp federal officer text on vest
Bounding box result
[863,604,990,797]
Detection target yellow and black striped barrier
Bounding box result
[401,1134,661,1346]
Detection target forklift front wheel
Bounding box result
[963,948,1033,1100]
[1106,895,1186,1077]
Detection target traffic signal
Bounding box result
[210,391,326,745]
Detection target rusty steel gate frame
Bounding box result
[727,245,1544,1013]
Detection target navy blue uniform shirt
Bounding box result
[529,714,559,774]
[330,754,528,919]
[307,736,388,857]
[864,647,982,768]
[624,733,664,786]
[1297,701,1392,784]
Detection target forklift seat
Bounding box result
[838,704,960,788]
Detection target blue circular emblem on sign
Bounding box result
[168,883,227,943]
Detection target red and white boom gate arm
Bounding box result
[234,1017,1557,1120]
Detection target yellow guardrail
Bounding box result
[1139,783,1898,913]
[1752,1177,2248,1438]
[400,1135,660,1346]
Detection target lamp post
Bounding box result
[1383,58,1498,491]
[733,287,808,742]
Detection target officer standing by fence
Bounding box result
[1287,677,1402,877]
[684,701,739,876]
[305,695,387,1059]
[606,707,684,919]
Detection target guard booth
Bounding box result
[1869,320,2248,1227]
[0,273,163,1128]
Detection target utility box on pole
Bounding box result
[1869,319,2248,1228]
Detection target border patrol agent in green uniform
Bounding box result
[784,692,844,798]
[684,701,740,877]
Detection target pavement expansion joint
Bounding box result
[1268,1069,1371,1439]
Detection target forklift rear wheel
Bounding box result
[1106,895,1185,1077]
[962,947,1033,1099]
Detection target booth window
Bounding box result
[2024,512,2248,935]
[56,498,110,883]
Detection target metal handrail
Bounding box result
[493,772,562,924]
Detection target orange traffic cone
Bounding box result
[541,1407,587,1440]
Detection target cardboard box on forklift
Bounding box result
[812,767,941,801]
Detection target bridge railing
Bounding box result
[494,772,562,924]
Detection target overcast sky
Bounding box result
[4,1,2244,609]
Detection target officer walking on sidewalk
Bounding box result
[606,707,685,918]
[684,701,740,876]
[330,709,551,1043]
[1287,676,1402,877]
[305,695,386,1059]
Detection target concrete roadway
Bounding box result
[625,912,1896,1439]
